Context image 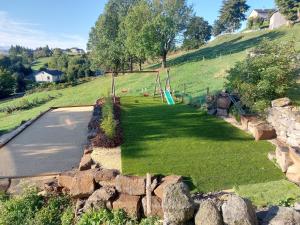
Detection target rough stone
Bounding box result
[0,178,10,192]
[79,154,93,171]
[83,187,117,212]
[208,109,217,115]
[113,194,141,218]
[254,123,276,141]
[142,195,163,218]
[217,95,231,109]
[195,200,223,225]
[241,115,257,130]
[271,97,292,108]
[289,147,300,167]
[216,108,228,117]
[75,199,86,216]
[94,169,119,183]
[154,175,182,199]
[115,175,145,196]
[276,145,293,172]
[248,119,265,136]
[70,170,95,198]
[58,170,77,190]
[262,206,300,225]
[286,164,300,184]
[162,182,195,224]
[222,195,258,225]
[44,179,60,193]
[268,152,276,162]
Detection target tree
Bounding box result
[183,16,212,50]
[0,69,15,98]
[142,0,192,68]
[212,19,226,36]
[88,0,137,71]
[275,0,300,23]
[218,0,250,33]
[226,39,300,113]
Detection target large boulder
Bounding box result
[241,115,257,131]
[216,108,228,117]
[276,144,293,172]
[115,175,145,196]
[271,98,292,108]
[142,195,163,218]
[262,206,300,225]
[58,170,77,190]
[162,182,195,225]
[94,168,119,187]
[154,175,182,199]
[286,164,300,185]
[253,123,276,141]
[70,170,95,198]
[83,187,117,212]
[0,178,10,192]
[195,200,223,225]
[113,194,141,219]
[217,94,231,109]
[222,195,257,225]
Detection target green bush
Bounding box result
[61,206,75,225]
[100,97,117,139]
[226,39,299,114]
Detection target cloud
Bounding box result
[0,11,87,50]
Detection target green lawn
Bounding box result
[121,97,283,192]
[31,57,52,71]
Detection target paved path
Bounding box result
[0,107,93,178]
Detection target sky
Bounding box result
[0,0,276,50]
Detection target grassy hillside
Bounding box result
[31,57,52,71]
[1,25,300,134]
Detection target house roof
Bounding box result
[36,69,63,77]
[253,9,275,14]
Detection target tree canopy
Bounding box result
[275,0,300,22]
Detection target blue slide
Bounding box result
[164,90,175,105]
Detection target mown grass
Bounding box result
[121,97,283,192]
[235,179,300,207]
[31,57,52,71]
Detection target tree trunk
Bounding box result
[130,57,133,72]
[139,59,142,71]
[161,52,167,69]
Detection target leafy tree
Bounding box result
[275,0,300,23]
[218,0,250,33]
[0,69,15,98]
[88,0,137,71]
[183,16,212,50]
[142,0,192,68]
[33,46,52,59]
[212,19,226,36]
[226,39,300,113]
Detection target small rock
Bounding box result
[113,194,141,219]
[262,206,300,225]
[79,154,93,171]
[222,195,258,225]
[271,98,291,108]
[94,169,119,183]
[0,178,10,192]
[83,187,117,212]
[195,200,223,225]
[115,175,145,196]
[162,182,195,224]
[142,195,163,218]
[58,170,77,190]
[154,175,182,199]
[70,170,95,198]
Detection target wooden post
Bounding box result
[111,74,116,103]
[146,173,152,216]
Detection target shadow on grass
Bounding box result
[150,31,285,69]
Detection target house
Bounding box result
[69,48,85,55]
[248,9,274,20]
[269,11,300,30]
[34,69,63,83]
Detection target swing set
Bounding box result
[107,69,175,105]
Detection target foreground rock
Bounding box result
[195,200,223,225]
[79,154,93,171]
[58,170,77,190]
[254,123,276,141]
[94,168,119,187]
[142,195,163,218]
[83,187,117,212]
[115,175,145,196]
[275,143,293,172]
[262,206,300,225]
[271,97,291,107]
[162,182,194,224]
[70,170,95,198]
[222,195,257,225]
[113,194,141,218]
[154,175,182,199]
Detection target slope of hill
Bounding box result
[31,57,52,71]
[1,24,300,134]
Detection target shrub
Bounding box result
[61,206,75,225]
[226,39,299,114]
[100,97,117,139]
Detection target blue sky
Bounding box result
[0,0,275,50]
